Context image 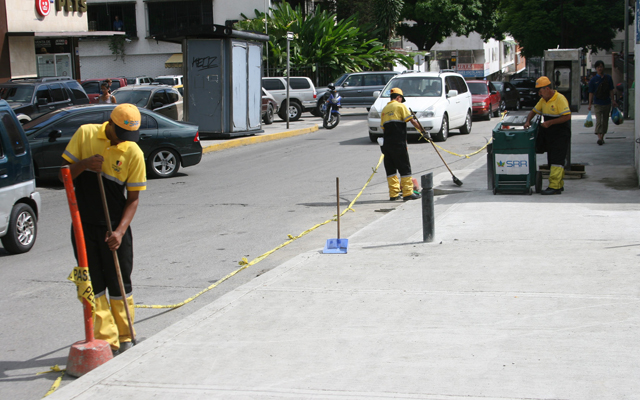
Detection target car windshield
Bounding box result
[492,82,503,91]
[512,80,535,88]
[23,110,70,136]
[114,90,150,107]
[155,78,175,85]
[334,74,349,86]
[0,86,34,103]
[467,82,489,95]
[380,77,443,98]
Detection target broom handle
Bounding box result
[97,174,137,345]
[336,177,340,239]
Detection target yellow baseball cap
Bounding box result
[110,104,141,142]
[390,87,405,102]
[535,76,552,88]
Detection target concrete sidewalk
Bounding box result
[49,112,640,400]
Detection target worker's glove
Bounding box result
[421,130,431,140]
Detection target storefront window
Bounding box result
[87,3,138,38]
[147,1,213,37]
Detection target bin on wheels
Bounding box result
[490,115,543,195]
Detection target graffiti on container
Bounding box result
[192,56,218,71]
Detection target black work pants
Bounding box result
[382,144,412,177]
[71,224,133,298]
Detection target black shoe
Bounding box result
[403,193,421,201]
[541,187,562,195]
[112,349,120,357]
[389,195,401,201]
[119,342,134,353]
[597,139,604,145]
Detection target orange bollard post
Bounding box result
[61,166,113,377]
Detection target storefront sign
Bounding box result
[55,0,87,13]
[36,0,51,17]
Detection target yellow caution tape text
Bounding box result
[67,266,95,311]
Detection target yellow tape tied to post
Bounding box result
[67,266,95,311]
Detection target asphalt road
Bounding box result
[0,109,527,399]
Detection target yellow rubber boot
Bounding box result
[387,176,400,199]
[94,295,118,350]
[549,165,564,190]
[400,177,414,198]
[110,296,136,346]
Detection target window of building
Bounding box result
[87,2,138,38]
[147,1,213,38]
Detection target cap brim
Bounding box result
[114,124,140,142]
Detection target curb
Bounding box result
[202,125,319,154]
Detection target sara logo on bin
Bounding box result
[497,160,528,167]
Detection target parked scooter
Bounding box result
[322,83,341,129]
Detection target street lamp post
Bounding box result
[286,31,293,129]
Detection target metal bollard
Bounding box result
[421,173,434,242]
[486,142,494,190]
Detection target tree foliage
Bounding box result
[234,2,414,80]
[396,0,503,51]
[499,0,628,58]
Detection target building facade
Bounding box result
[0,0,101,81]
[79,0,272,80]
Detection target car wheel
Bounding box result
[148,148,180,179]
[499,100,506,113]
[515,99,521,110]
[263,104,274,125]
[493,103,501,117]
[1,203,37,254]
[459,111,472,135]
[369,133,378,143]
[484,108,492,121]
[278,101,302,121]
[434,114,448,142]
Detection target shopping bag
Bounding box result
[584,111,593,127]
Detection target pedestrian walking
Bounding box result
[524,76,571,195]
[588,60,617,145]
[380,88,424,201]
[98,82,117,104]
[60,104,145,356]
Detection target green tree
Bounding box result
[500,0,628,58]
[234,2,414,80]
[396,0,503,51]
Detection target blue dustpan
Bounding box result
[323,238,349,254]
[323,177,349,254]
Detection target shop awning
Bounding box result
[8,31,125,38]
[165,53,182,68]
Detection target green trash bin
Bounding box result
[490,115,542,195]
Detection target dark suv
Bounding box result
[315,71,400,114]
[0,77,90,124]
[511,78,539,107]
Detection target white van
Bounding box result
[155,75,183,86]
[367,71,473,142]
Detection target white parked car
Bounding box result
[367,71,472,142]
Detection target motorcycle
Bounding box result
[321,91,341,129]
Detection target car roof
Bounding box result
[156,75,182,78]
[114,84,175,91]
[467,80,489,83]
[390,71,460,78]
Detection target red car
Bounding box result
[467,80,501,120]
[262,88,278,125]
[80,78,128,103]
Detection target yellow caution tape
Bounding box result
[38,365,65,398]
[417,130,493,158]
[67,266,95,311]
[135,154,385,310]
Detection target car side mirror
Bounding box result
[342,82,349,87]
[491,90,497,95]
[506,87,511,92]
[48,129,62,142]
[37,98,48,105]
[373,91,381,97]
[446,89,458,98]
